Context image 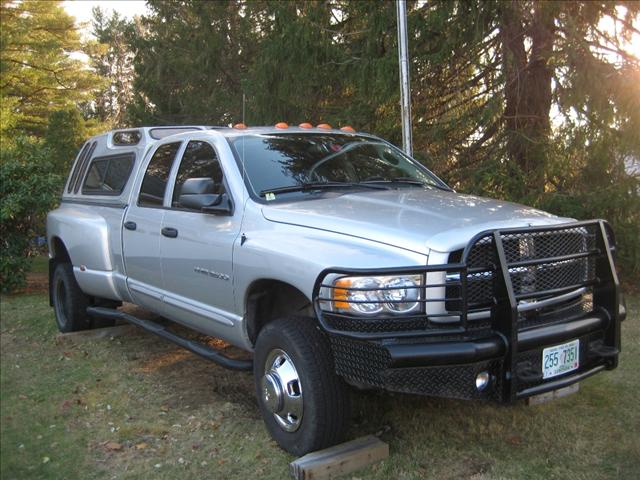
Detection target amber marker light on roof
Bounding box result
[233,123,247,129]
[317,123,332,129]
[275,122,289,129]
[299,122,313,129]
[340,126,356,132]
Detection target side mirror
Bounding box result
[202,193,232,215]
[178,178,232,215]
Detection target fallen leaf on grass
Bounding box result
[104,441,123,452]
[135,442,148,450]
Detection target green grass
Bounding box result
[28,255,49,275]
[1,294,638,479]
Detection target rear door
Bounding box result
[159,139,241,332]
[122,141,183,311]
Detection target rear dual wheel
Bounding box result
[254,316,350,456]
[52,262,115,332]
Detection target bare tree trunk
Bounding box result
[500,1,554,196]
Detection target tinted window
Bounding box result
[82,154,134,195]
[138,142,181,207]
[113,130,141,145]
[172,141,224,207]
[228,134,447,199]
[73,141,97,194]
[67,142,90,193]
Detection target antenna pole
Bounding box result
[396,0,413,157]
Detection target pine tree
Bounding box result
[88,7,135,127]
[0,0,103,136]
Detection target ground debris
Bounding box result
[103,441,123,452]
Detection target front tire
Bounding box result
[51,262,92,333]
[254,316,350,456]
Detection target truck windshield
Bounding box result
[228,133,450,199]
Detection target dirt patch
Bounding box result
[17,272,48,294]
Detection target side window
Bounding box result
[67,142,90,193]
[138,142,181,207]
[172,141,224,208]
[72,141,97,194]
[82,154,135,195]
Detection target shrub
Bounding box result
[0,138,62,293]
[537,172,640,283]
[45,108,87,172]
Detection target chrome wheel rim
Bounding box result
[261,349,303,432]
[54,277,69,328]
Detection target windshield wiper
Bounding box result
[360,177,453,191]
[259,181,388,197]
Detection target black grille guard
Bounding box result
[312,219,623,402]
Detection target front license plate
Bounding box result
[542,339,580,379]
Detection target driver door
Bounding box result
[159,140,241,333]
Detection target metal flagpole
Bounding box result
[396,0,413,157]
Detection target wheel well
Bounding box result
[50,237,71,264]
[245,280,313,345]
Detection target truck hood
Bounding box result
[261,188,573,255]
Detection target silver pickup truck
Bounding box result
[47,124,625,455]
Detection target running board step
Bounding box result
[87,307,252,371]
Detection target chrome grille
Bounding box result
[446,226,598,324]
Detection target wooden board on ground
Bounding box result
[289,435,389,480]
[526,383,580,406]
[57,324,137,342]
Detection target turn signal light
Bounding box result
[317,123,332,129]
[332,278,352,309]
[233,123,247,129]
[299,122,313,129]
[340,125,355,132]
[275,122,289,129]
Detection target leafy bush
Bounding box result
[537,187,639,282]
[536,142,640,282]
[45,108,86,172]
[0,138,62,293]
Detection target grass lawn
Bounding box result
[1,290,638,479]
[28,256,49,275]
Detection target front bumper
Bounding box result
[329,310,618,401]
[313,220,623,403]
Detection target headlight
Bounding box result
[330,275,423,316]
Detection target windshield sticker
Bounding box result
[265,192,276,201]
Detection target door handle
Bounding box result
[124,221,137,231]
[161,227,178,238]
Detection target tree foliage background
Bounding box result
[1,0,639,290]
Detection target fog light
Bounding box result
[475,371,490,391]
